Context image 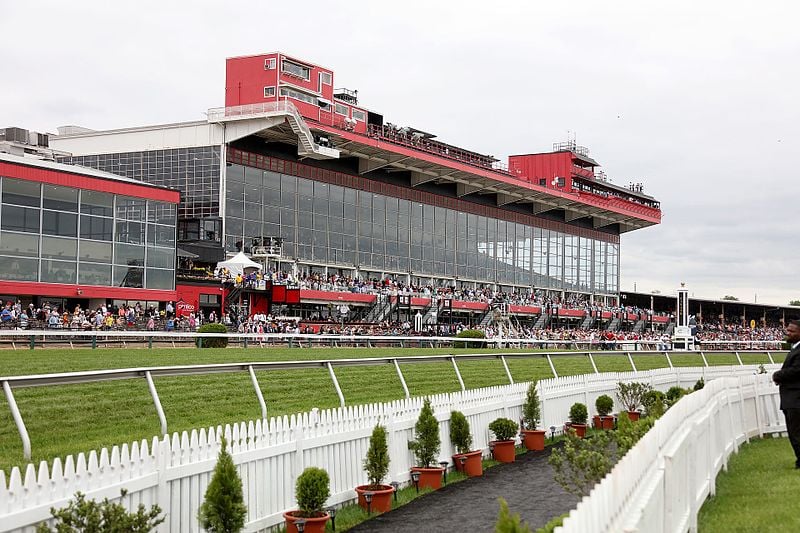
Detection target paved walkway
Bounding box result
[348,448,579,532]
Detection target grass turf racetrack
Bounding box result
[0,347,781,473]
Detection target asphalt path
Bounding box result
[348,447,579,532]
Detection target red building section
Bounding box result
[0,156,180,304]
[226,52,369,134]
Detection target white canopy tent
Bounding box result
[216,252,263,277]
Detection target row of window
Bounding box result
[0,256,173,289]
[59,147,220,220]
[0,176,177,290]
[225,165,620,292]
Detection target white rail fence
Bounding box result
[556,372,784,533]
[0,364,780,532]
[0,329,783,353]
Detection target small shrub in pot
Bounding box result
[364,424,389,488]
[595,395,614,417]
[489,418,519,442]
[408,398,441,467]
[522,381,541,430]
[449,410,473,455]
[295,467,330,518]
[569,403,588,426]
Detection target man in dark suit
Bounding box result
[772,320,800,468]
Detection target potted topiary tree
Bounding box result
[593,394,615,430]
[521,381,547,451]
[616,382,652,421]
[488,417,519,463]
[449,410,482,477]
[283,467,331,533]
[355,424,394,513]
[407,398,445,490]
[568,402,588,438]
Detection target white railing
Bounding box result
[0,330,784,353]
[555,372,783,533]
[206,101,339,158]
[0,364,779,532]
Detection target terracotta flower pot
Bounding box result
[491,440,516,463]
[452,450,483,477]
[626,410,640,422]
[355,484,394,513]
[410,466,445,490]
[593,415,614,430]
[569,423,587,438]
[283,511,330,533]
[522,429,546,451]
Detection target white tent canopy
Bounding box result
[216,252,263,277]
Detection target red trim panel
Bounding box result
[556,309,586,318]
[0,161,180,203]
[411,297,431,307]
[509,305,541,315]
[300,290,376,304]
[0,280,176,301]
[451,301,489,311]
[652,316,670,324]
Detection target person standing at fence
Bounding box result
[772,320,800,468]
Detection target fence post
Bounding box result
[156,436,170,529]
[92,335,97,349]
[500,356,514,384]
[394,359,410,399]
[29,335,35,350]
[3,380,31,460]
[327,363,346,407]
[145,371,168,435]
[249,365,267,420]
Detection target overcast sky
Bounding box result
[3,1,798,305]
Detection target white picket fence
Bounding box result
[0,364,780,532]
[555,371,784,533]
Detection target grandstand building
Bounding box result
[0,152,179,310]
[50,52,662,320]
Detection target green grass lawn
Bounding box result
[698,437,800,532]
[0,347,779,474]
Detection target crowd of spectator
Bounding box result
[216,269,669,317]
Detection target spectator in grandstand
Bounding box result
[0,304,13,324]
[772,320,800,468]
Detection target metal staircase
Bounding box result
[533,312,551,330]
[664,322,675,336]
[364,294,394,323]
[580,314,595,329]
[206,101,339,160]
[606,317,621,331]
[224,285,243,311]
[421,299,439,325]
[632,319,647,334]
[477,307,494,329]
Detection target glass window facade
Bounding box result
[0,177,177,289]
[225,163,620,294]
[59,146,220,220]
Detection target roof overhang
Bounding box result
[307,123,660,232]
[213,109,661,233]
